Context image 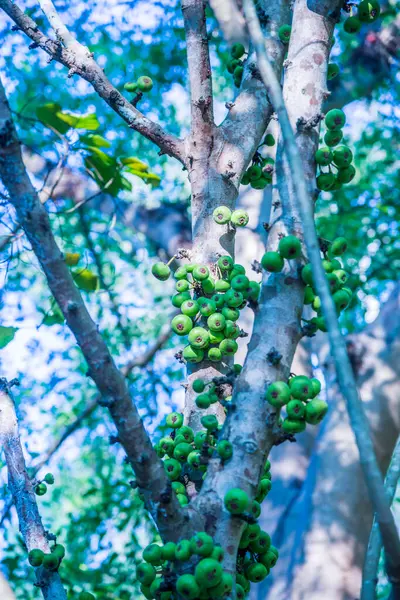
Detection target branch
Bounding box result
[0,0,185,163]
[209,0,247,45]
[243,0,400,577]
[0,77,188,542]
[0,379,67,600]
[182,0,214,142]
[361,436,400,600]
[218,0,290,184]
[0,321,173,527]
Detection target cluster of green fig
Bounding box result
[34,472,55,496]
[266,375,328,434]
[316,109,356,191]
[136,471,276,598]
[226,43,246,88]
[124,75,154,93]
[343,0,380,34]
[28,543,65,571]
[302,235,356,332]
[155,409,233,505]
[152,217,260,366]
[240,134,276,190]
[260,234,302,273]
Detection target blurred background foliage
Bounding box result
[0,0,399,598]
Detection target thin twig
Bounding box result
[243,0,400,579]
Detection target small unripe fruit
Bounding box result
[166,412,184,429]
[231,43,245,58]
[217,440,233,461]
[51,544,65,559]
[233,65,244,79]
[193,378,205,393]
[231,274,249,291]
[222,306,240,321]
[246,562,269,582]
[304,286,315,305]
[327,63,339,80]
[207,313,226,332]
[289,376,311,400]
[358,0,380,23]
[190,532,214,557]
[208,348,222,362]
[333,289,351,312]
[333,145,353,168]
[315,147,333,166]
[187,450,202,469]
[301,264,314,285]
[124,82,138,92]
[198,297,216,317]
[175,539,192,561]
[330,237,348,257]
[266,381,291,407]
[188,327,210,349]
[227,58,239,74]
[183,345,204,363]
[224,289,243,307]
[250,530,271,554]
[305,399,328,425]
[219,338,238,356]
[324,129,343,147]
[195,558,223,588]
[174,442,193,462]
[42,553,59,570]
[337,165,356,184]
[35,483,47,496]
[325,109,346,131]
[28,549,44,567]
[208,572,233,597]
[224,488,249,514]
[176,279,190,293]
[176,574,200,600]
[282,418,306,434]
[278,235,301,259]
[286,399,306,420]
[151,262,170,281]
[236,583,246,600]
[231,209,249,227]
[278,24,291,43]
[137,562,156,586]
[261,251,284,272]
[181,300,199,317]
[137,76,153,92]
[196,393,211,409]
[248,165,262,181]
[163,458,182,480]
[217,255,234,271]
[344,15,361,33]
[171,292,191,308]
[309,378,321,398]
[44,473,54,485]
[161,542,176,561]
[215,279,231,292]
[317,172,335,191]
[193,265,210,281]
[174,266,188,280]
[201,415,219,431]
[264,133,275,146]
[159,436,174,455]
[202,276,215,293]
[171,314,193,335]
[256,478,272,502]
[247,281,261,302]
[213,206,232,224]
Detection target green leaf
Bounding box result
[80,134,111,148]
[0,326,17,349]
[58,111,100,130]
[36,103,70,134]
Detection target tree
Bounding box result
[0,1,399,600]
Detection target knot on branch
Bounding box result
[0,378,20,393]
[297,114,324,131]
[266,348,282,365]
[251,259,262,274]
[195,95,212,116]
